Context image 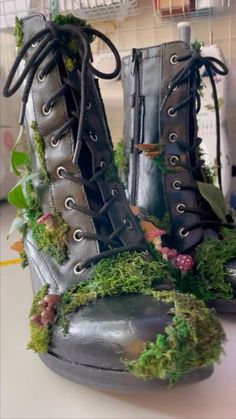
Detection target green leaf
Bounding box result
[7,216,26,239]
[10,150,30,176]
[197,181,227,222]
[7,183,28,209]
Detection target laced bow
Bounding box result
[3,21,121,163]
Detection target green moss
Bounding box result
[198,147,216,184]
[27,284,50,353]
[125,291,225,384]
[26,209,69,265]
[104,160,120,182]
[20,249,28,268]
[31,122,49,183]
[114,139,129,182]
[58,251,175,322]
[13,17,23,48]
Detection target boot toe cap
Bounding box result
[49,294,173,370]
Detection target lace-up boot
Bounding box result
[122,42,236,313]
[3,19,226,390]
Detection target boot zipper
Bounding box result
[130,49,144,205]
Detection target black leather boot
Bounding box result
[122,42,236,313]
[3,18,226,391]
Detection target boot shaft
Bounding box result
[122,42,228,253]
[4,14,146,292]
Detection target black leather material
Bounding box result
[50,295,173,369]
[122,43,203,252]
[20,14,147,293]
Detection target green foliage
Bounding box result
[8,182,28,209]
[31,122,49,183]
[197,181,226,221]
[10,150,30,177]
[125,291,225,384]
[13,17,23,48]
[114,139,129,182]
[27,285,50,353]
[20,249,28,268]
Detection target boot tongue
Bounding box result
[20,14,46,45]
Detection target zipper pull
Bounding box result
[131,49,140,75]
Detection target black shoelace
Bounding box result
[3,21,146,273]
[161,49,234,238]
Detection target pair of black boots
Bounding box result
[3,14,235,392]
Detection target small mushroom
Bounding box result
[30,314,43,327]
[174,254,194,274]
[37,212,54,231]
[145,229,166,240]
[41,308,54,326]
[135,144,162,159]
[43,294,60,307]
[10,240,24,253]
[38,299,48,309]
[159,247,178,261]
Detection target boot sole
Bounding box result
[207,298,236,313]
[39,351,213,392]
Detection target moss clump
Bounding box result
[58,251,175,323]
[194,228,236,300]
[20,249,28,268]
[13,17,23,48]
[114,139,129,183]
[31,122,49,183]
[125,291,225,384]
[26,208,69,265]
[27,284,50,353]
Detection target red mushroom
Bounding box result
[145,229,166,240]
[43,294,61,307]
[41,308,54,326]
[159,247,178,261]
[174,254,194,274]
[37,212,54,231]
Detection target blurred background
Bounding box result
[1,0,236,202]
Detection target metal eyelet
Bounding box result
[168,107,177,117]
[32,41,38,48]
[168,84,178,92]
[89,132,98,142]
[51,136,60,147]
[169,132,177,143]
[111,188,118,196]
[57,166,67,178]
[179,227,190,238]
[73,229,84,242]
[176,203,186,214]
[42,103,52,116]
[65,197,75,209]
[142,250,149,256]
[74,263,86,275]
[170,54,178,64]
[169,155,179,166]
[172,180,182,190]
[86,102,91,110]
[37,72,46,83]
[124,219,133,230]
[100,161,106,168]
